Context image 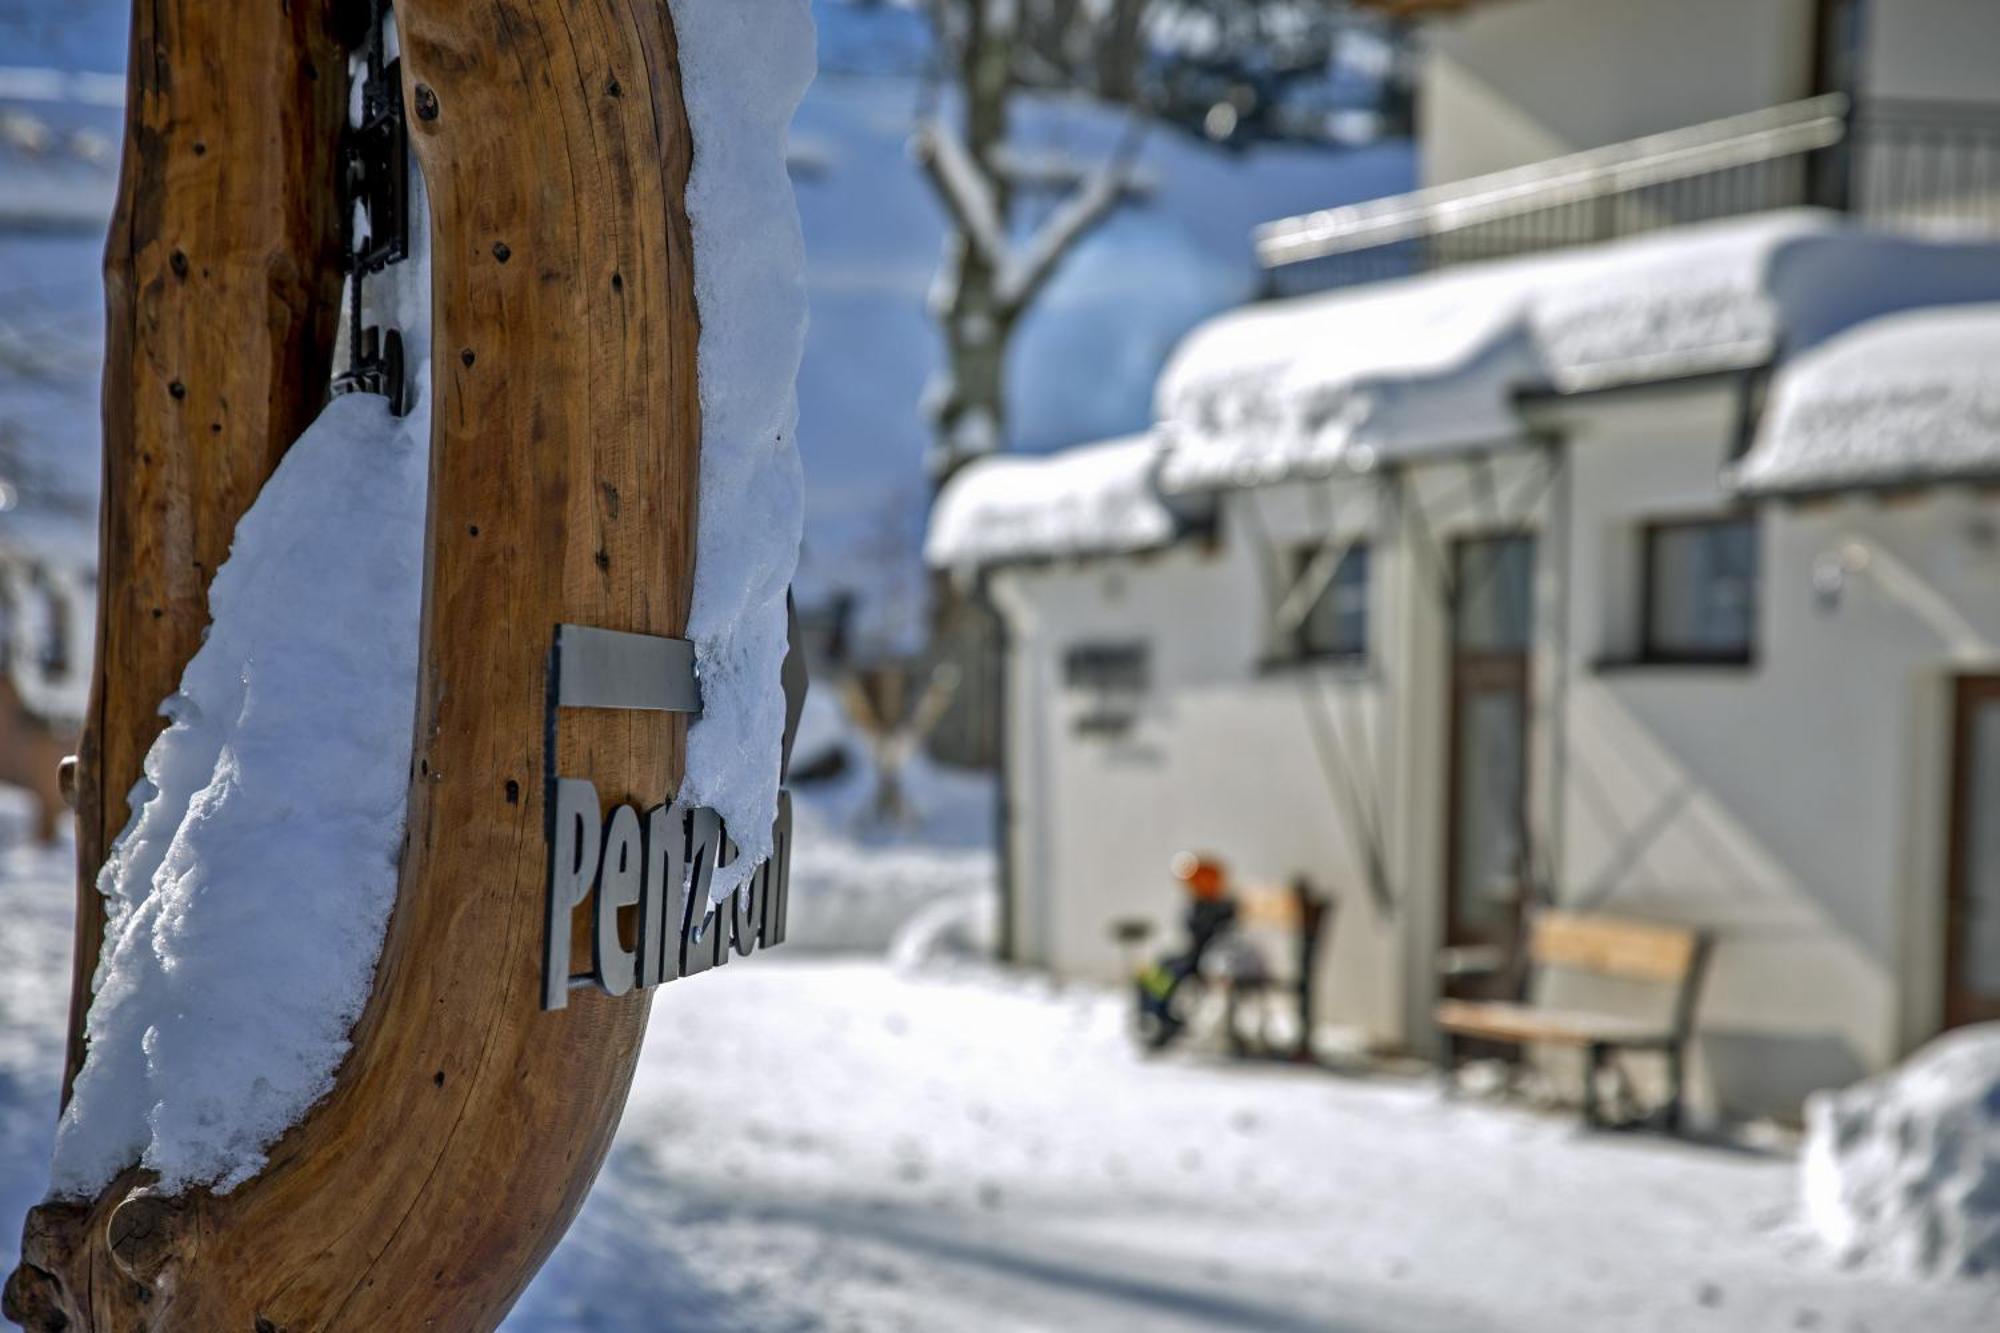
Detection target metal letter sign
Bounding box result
[542,625,794,1011]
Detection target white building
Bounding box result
[1409,0,2000,188]
[928,0,2000,1120]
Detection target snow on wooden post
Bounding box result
[63,0,352,1106]
[7,0,350,1324]
[6,0,738,1328]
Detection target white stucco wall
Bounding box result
[1863,0,2000,104]
[1418,0,1817,185]
[986,381,1998,1119]
[990,455,1555,1055]
[992,485,1408,1048]
[1544,383,2000,1117]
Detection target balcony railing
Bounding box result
[1850,97,2000,233]
[1257,94,2000,293]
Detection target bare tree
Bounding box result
[907,0,1378,772]
[844,660,961,825]
[913,0,1374,486]
[915,0,1154,487]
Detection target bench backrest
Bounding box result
[1528,911,1704,985]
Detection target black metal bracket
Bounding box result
[334,0,412,417]
[331,325,407,417]
[343,55,410,276]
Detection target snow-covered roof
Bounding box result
[1735,304,2000,497]
[926,212,2000,569]
[1156,210,2000,494]
[925,434,1180,569]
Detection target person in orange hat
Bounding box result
[1172,851,1229,902]
[1134,852,1242,1051]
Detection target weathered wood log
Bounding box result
[7,0,350,1323]
[64,0,353,1108]
[8,0,702,1328]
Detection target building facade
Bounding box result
[930,0,2000,1119]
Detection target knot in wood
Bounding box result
[105,1191,184,1285]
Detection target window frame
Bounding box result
[1638,511,1761,668]
[1061,639,1150,739]
[1286,539,1372,666]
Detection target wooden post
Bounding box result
[8,1,701,1328]
[65,0,352,1107]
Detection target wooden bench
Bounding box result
[1435,911,1711,1131]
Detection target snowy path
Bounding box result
[513,959,2000,1332]
[4,845,1996,1331]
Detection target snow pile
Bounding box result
[1157,210,2000,494]
[775,686,998,952]
[886,888,997,972]
[669,0,816,900]
[925,433,1179,569]
[784,801,996,954]
[1801,1025,2000,1279]
[781,688,996,953]
[1737,304,2000,495]
[48,149,433,1199]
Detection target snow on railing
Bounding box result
[1255,95,1851,270]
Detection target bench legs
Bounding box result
[1581,1042,1688,1133]
[1664,1043,1685,1135]
[1581,1042,1608,1128]
[1449,1034,1687,1133]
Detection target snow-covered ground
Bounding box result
[0,806,83,1296]
[514,958,2000,1333]
[4,802,1997,1331]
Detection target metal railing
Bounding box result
[1257,94,2000,293]
[1850,97,2000,235]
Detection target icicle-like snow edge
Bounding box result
[49,165,433,1202]
[667,0,815,902]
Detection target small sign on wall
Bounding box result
[540,624,794,1011]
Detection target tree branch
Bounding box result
[997,114,1149,314]
[912,122,1011,272]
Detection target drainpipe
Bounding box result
[977,569,1019,963]
[1546,433,1573,907]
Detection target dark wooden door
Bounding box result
[1443,536,1536,997]
[1945,675,2000,1030]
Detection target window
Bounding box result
[1063,641,1148,738]
[1453,535,1534,654]
[1063,642,1149,693]
[1642,515,1759,663]
[1293,542,1370,662]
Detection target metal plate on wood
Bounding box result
[542,619,801,1011]
[555,623,700,714]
